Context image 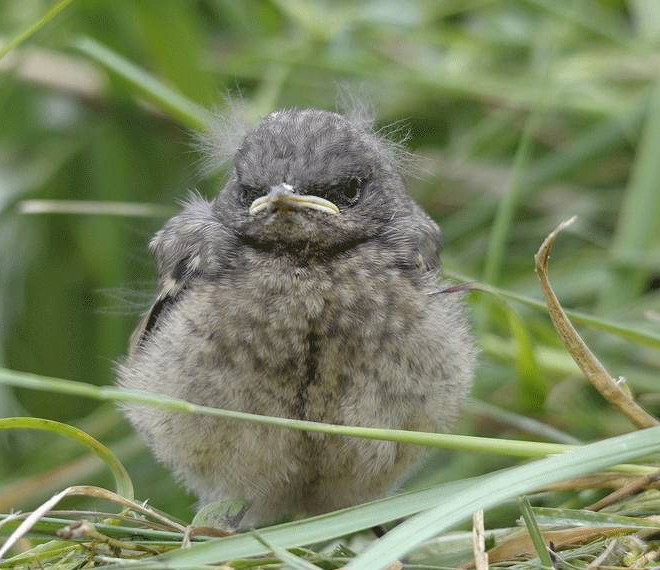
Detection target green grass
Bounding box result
[1,0,660,568]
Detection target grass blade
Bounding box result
[18,200,174,218]
[90,478,479,568]
[455,274,660,350]
[0,484,185,559]
[0,540,80,568]
[1,367,656,477]
[251,531,322,570]
[499,301,548,411]
[444,98,646,241]
[465,400,581,445]
[344,426,660,569]
[532,506,660,530]
[0,366,572,458]
[0,417,133,501]
[518,496,554,568]
[72,36,211,131]
[481,334,660,393]
[482,96,544,287]
[0,0,76,61]
[86,427,660,569]
[0,514,188,542]
[601,82,660,310]
[522,0,632,45]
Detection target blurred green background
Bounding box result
[1,0,659,524]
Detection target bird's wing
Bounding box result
[413,206,443,272]
[127,193,232,357]
[128,256,200,356]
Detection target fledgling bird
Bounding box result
[118,107,476,527]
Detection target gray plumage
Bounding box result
[118,108,476,527]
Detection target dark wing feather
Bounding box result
[128,257,199,356]
[131,291,183,351]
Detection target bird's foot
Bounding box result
[190,498,252,536]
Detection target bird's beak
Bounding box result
[248,183,339,216]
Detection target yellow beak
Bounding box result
[248,194,340,215]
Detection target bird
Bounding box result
[117,106,476,528]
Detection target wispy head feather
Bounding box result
[194,88,422,180]
[193,96,251,177]
[336,84,377,132]
[337,84,423,178]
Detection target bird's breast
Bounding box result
[180,251,427,422]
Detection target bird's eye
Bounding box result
[344,177,362,202]
[311,177,364,208]
[239,184,264,206]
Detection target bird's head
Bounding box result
[213,109,416,256]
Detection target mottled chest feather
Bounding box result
[171,246,425,420]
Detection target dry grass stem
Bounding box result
[630,547,660,568]
[585,539,619,570]
[57,520,162,554]
[586,470,660,511]
[542,473,648,492]
[472,509,489,570]
[487,527,631,564]
[0,43,103,99]
[18,199,174,218]
[0,484,186,560]
[534,217,659,429]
